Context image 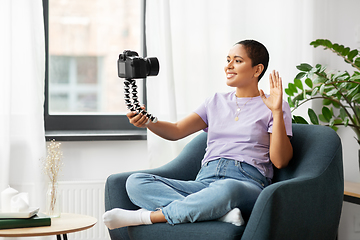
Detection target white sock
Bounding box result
[218,208,245,226]
[103,208,152,230]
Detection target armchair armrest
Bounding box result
[241,143,343,240]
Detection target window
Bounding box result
[43,0,147,141]
[49,56,102,112]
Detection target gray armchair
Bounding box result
[105,124,344,240]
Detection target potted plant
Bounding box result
[285,39,360,147]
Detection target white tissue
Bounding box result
[11,192,30,212]
[1,187,19,212]
[1,187,31,213]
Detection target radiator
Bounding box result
[58,181,109,240]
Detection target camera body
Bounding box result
[118,50,159,79]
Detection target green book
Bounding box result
[0,213,51,230]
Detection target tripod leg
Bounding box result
[124,79,157,123]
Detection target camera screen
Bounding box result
[118,62,126,76]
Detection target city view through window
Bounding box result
[48,0,142,114]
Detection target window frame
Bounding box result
[42,0,147,141]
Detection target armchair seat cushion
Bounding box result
[128,221,245,240]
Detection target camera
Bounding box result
[118,50,159,79]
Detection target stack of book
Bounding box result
[0,211,51,230]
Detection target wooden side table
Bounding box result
[0,213,97,239]
[344,181,360,204]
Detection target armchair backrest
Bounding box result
[273,124,343,183]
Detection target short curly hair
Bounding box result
[236,40,269,81]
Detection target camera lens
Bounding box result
[146,57,160,76]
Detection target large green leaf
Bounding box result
[348,49,359,61]
[342,47,350,56]
[323,99,332,106]
[295,72,306,80]
[331,99,341,108]
[288,83,298,93]
[319,84,325,95]
[294,79,303,90]
[310,40,321,48]
[334,119,343,125]
[319,114,327,123]
[311,87,319,96]
[323,39,333,48]
[296,63,313,72]
[293,115,308,124]
[332,43,340,52]
[293,92,305,101]
[305,78,313,88]
[310,39,332,48]
[355,57,360,68]
[322,106,332,122]
[337,45,345,55]
[285,88,294,97]
[308,108,319,125]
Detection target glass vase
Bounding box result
[46,182,61,218]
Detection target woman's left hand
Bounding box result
[260,70,283,113]
[261,70,293,169]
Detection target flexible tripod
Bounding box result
[124,79,157,123]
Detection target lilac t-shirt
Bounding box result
[194,91,292,179]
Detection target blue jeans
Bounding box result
[126,158,270,225]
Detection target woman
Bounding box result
[103,39,293,229]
